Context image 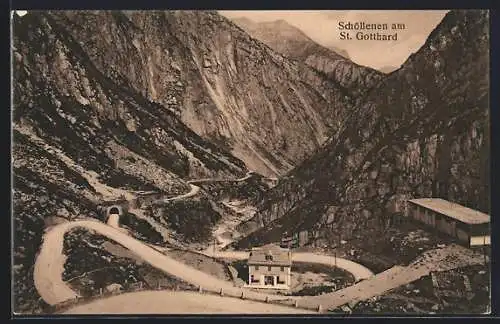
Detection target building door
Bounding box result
[264,276,274,285]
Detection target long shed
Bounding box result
[407,198,490,247]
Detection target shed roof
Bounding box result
[408,198,490,225]
[248,243,292,266]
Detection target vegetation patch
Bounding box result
[62,229,194,299]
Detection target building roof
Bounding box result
[408,198,490,225]
[248,243,292,266]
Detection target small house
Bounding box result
[247,244,292,289]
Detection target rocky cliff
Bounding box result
[43,10,357,176]
[231,17,384,99]
[237,10,490,247]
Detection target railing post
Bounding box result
[294,300,299,308]
[220,288,224,297]
[199,286,203,293]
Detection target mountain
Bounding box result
[39,10,362,177]
[11,9,359,312]
[236,10,490,248]
[12,11,250,312]
[231,17,384,98]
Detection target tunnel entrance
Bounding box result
[109,207,120,215]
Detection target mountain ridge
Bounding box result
[236,9,490,248]
[43,10,363,177]
[230,16,384,99]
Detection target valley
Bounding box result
[11,9,490,315]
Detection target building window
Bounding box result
[268,266,272,271]
[255,266,259,271]
[280,266,284,272]
[265,255,273,261]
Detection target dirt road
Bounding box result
[34,220,291,306]
[62,290,314,314]
[35,219,483,311]
[292,244,486,310]
[161,184,200,202]
[205,250,374,282]
[187,171,256,185]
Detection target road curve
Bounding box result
[34,220,292,306]
[204,251,374,282]
[187,171,256,185]
[163,184,200,202]
[152,171,256,204]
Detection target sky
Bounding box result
[220,10,449,70]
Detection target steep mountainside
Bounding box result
[43,10,358,176]
[237,10,490,247]
[232,17,384,98]
[11,12,249,312]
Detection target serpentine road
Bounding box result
[153,170,254,204]
[34,219,373,310]
[35,215,481,313]
[34,170,377,313]
[34,220,293,306]
[161,184,200,202]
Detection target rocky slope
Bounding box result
[11,11,250,312]
[43,10,359,176]
[236,10,490,247]
[231,17,384,99]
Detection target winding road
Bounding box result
[35,217,483,313]
[33,168,485,313]
[161,184,200,202]
[34,218,374,310]
[151,170,254,205]
[35,220,293,306]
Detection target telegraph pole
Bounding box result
[483,228,487,266]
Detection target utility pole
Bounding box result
[483,232,487,266]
